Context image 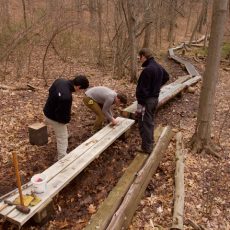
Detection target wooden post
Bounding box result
[28,122,48,146]
[171,132,185,230]
[33,199,54,225]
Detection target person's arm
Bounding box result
[136,69,151,105]
[102,97,114,121]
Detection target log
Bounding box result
[85,126,163,230]
[84,153,148,230]
[106,126,173,230]
[0,84,38,91]
[171,132,185,230]
[158,75,201,108]
[121,75,201,119]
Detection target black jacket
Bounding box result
[43,79,75,124]
[136,57,169,105]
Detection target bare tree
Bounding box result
[189,0,209,45]
[75,0,83,21]
[0,0,10,32]
[89,0,97,28]
[97,0,103,65]
[168,0,177,46]
[142,0,152,48]
[153,0,163,49]
[21,0,28,29]
[191,0,228,157]
[126,0,137,82]
[198,0,209,33]
[184,0,192,37]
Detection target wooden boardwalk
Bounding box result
[122,45,201,119]
[122,75,201,119]
[0,117,135,227]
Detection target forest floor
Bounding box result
[0,47,229,230]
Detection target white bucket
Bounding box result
[31,174,47,193]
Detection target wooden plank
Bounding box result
[0,119,125,213]
[171,132,185,230]
[0,117,133,214]
[84,153,148,230]
[185,63,199,76]
[169,43,200,77]
[121,75,201,117]
[171,75,192,84]
[184,75,201,86]
[3,117,135,227]
[85,126,163,230]
[106,126,173,229]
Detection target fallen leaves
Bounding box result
[87,204,96,214]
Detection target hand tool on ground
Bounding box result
[12,152,30,214]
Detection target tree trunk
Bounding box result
[184,0,192,37]
[21,0,28,29]
[97,0,103,66]
[127,0,137,82]
[0,0,10,32]
[191,0,228,156]
[198,0,209,33]
[168,0,177,46]
[154,0,162,49]
[75,0,83,22]
[89,0,97,28]
[113,0,126,79]
[142,0,152,48]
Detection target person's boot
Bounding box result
[136,147,152,154]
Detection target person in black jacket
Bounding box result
[136,48,169,154]
[44,75,89,160]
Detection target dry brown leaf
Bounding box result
[87,204,96,214]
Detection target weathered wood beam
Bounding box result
[84,153,148,230]
[106,126,173,230]
[121,75,201,119]
[85,126,163,230]
[171,132,185,230]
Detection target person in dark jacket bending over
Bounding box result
[136,48,169,154]
[44,75,89,160]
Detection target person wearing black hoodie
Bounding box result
[43,75,89,160]
[136,48,169,154]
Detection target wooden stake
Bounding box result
[12,152,24,206]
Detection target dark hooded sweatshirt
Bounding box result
[136,57,169,105]
[43,79,75,124]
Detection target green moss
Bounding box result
[221,42,230,59]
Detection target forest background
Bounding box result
[0,0,229,229]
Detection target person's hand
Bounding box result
[110,118,119,126]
